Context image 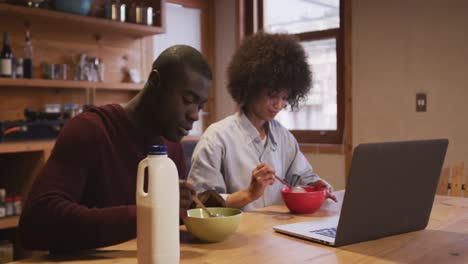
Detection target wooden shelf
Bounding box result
[0,78,143,91]
[0,3,164,38]
[94,82,144,91]
[0,140,55,154]
[0,216,20,230]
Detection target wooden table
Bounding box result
[12,191,468,263]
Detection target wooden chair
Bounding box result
[437,162,467,197]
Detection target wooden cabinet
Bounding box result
[0,1,164,236]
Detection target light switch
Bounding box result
[416,93,427,112]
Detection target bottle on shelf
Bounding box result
[111,0,120,21]
[104,0,111,19]
[15,58,24,78]
[13,196,22,215]
[0,32,14,78]
[135,1,144,24]
[23,30,33,79]
[0,189,5,218]
[127,1,137,23]
[142,1,154,26]
[119,1,126,22]
[4,197,13,217]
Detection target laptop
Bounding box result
[273,139,449,247]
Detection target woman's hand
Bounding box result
[225,163,276,209]
[247,163,276,201]
[310,180,338,202]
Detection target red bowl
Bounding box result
[281,186,327,214]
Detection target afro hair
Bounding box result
[227,32,312,110]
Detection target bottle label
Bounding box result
[0,59,12,75]
[16,65,23,77]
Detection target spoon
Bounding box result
[191,194,224,218]
[274,175,307,193]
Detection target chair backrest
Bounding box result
[437,161,467,197]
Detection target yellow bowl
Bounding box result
[183,207,242,242]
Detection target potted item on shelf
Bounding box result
[53,0,93,16]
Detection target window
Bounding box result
[245,0,345,144]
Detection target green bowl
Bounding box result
[183,207,242,242]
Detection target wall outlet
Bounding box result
[416,93,427,112]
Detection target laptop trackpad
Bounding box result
[273,216,339,244]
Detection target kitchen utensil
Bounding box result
[192,194,223,218]
[274,175,306,193]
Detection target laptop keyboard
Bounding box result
[310,227,337,238]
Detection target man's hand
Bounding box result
[196,190,226,208]
[179,180,196,218]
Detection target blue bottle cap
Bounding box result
[147,145,167,155]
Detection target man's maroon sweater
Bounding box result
[18,104,186,251]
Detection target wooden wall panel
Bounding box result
[95,90,136,106]
[0,87,86,121]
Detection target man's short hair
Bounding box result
[152,45,212,89]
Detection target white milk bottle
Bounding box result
[136,145,179,264]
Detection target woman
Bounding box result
[188,32,336,210]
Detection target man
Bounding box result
[19,45,213,252]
